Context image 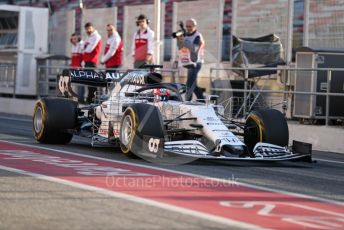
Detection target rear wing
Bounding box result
[63,69,122,86]
[56,69,123,100]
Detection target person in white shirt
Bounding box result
[70,33,84,68]
[70,33,84,102]
[83,22,102,103]
[101,24,123,69]
[131,14,154,68]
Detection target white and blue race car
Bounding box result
[32,65,312,162]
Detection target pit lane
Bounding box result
[0,114,343,229]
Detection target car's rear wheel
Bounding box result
[244,108,289,152]
[33,98,77,144]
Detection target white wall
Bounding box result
[49,10,75,56]
[17,6,49,95]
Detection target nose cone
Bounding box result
[222,145,248,157]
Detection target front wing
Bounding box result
[140,138,312,162]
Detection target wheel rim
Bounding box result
[34,106,43,133]
[121,115,134,146]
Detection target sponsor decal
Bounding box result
[69,70,123,83]
[105,72,122,81]
[224,137,240,143]
[58,75,70,95]
[125,71,146,85]
[205,117,217,121]
[218,131,234,137]
[148,138,160,153]
[142,136,164,157]
[204,117,220,122]
[70,70,102,80]
[206,122,223,126]
[57,75,77,99]
[113,129,120,136]
[99,128,108,136]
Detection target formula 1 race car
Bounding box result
[32,65,312,162]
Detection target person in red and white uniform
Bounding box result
[70,33,84,102]
[83,22,102,103]
[131,14,154,68]
[101,24,123,69]
[70,33,84,68]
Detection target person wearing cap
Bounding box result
[131,14,155,68]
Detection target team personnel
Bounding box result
[70,33,84,102]
[70,33,84,68]
[131,14,154,68]
[101,24,123,68]
[83,22,102,103]
[183,18,205,101]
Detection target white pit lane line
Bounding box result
[0,165,259,230]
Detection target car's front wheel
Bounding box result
[244,108,289,152]
[119,107,137,158]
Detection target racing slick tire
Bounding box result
[33,98,77,144]
[119,104,165,158]
[119,107,137,158]
[244,108,289,152]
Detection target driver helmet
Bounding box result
[153,88,170,101]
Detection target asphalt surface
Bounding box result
[0,113,343,229]
[0,168,233,230]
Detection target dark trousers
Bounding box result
[134,60,146,69]
[186,63,204,101]
[84,62,97,103]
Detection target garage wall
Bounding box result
[306,0,344,49]
[49,10,75,57]
[232,0,290,61]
